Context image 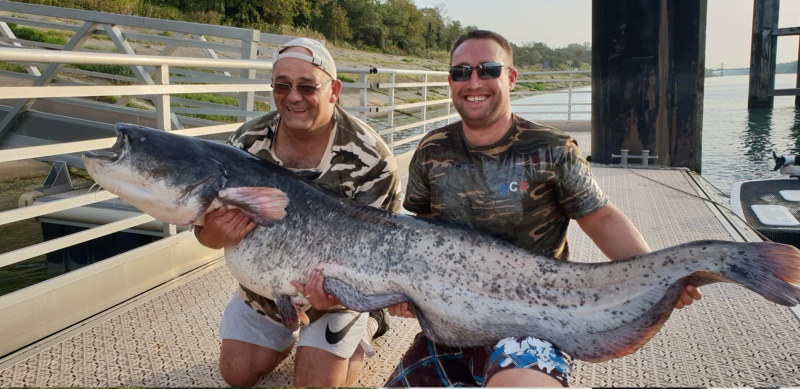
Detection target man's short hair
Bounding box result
[450,30,514,67]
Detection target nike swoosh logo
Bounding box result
[325,314,362,344]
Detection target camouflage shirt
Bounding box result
[228,105,402,211]
[227,105,402,321]
[403,115,607,260]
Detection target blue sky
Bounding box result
[411,0,800,68]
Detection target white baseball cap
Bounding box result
[273,38,337,80]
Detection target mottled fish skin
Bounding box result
[83,124,800,362]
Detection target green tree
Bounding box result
[382,0,424,52]
[419,7,444,50]
[340,0,386,49]
[313,0,352,44]
[441,20,463,52]
[166,0,310,27]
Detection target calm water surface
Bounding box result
[702,74,800,195]
[513,73,800,196]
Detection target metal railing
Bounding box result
[0,0,286,134]
[512,70,592,121]
[0,1,460,147]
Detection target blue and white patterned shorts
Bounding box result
[385,332,572,387]
[487,336,572,386]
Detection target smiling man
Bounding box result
[193,38,400,387]
[385,30,701,387]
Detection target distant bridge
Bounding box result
[709,63,749,76]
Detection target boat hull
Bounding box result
[731,178,800,248]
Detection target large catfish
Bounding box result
[82,124,800,362]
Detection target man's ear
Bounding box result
[508,68,518,91]
[330,79,343,104]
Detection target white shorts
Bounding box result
[218,294,375,358]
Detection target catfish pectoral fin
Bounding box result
[323,278,409,311]
[218,187,289,226]
[275,295,300,331]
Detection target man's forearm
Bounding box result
[577,202,650,261]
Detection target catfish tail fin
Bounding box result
[707,242,800,306]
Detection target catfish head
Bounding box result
[82,123,252,226]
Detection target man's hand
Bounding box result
[676,285,702,309]
[291,269,341,310]
[387,302,416,318]
[194,206,256,249]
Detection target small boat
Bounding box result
[730,152,800,248]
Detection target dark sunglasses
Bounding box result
[271,79,332,95]
[449,62,510,82]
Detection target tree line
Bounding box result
[148,0,591,69]
[11,0,592,70]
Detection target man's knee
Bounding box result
[486,368,566,387]
[294,346,353,386]
[219,357,261,387]
[219,339,287,387]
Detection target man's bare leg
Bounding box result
[294,345,366,386]
[219,339,292,387]
[487,369,565,387]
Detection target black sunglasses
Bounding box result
[449,62,510,82]
[271,79,332,95]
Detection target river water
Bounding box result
[701,74,800,195]
[513,73,800,196]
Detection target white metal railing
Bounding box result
[513,70,592,121]
[0,47,273,131]
[372,68,458,154]
[0,0,282,132]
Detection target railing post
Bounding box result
[155,64,171,131]
[387,73,396,149]
[162,222,177,236]
[445,82,452,126]
[238,30,259,122]
[421,73,428,134]
[567,72,574,121]
[359,72,368,122]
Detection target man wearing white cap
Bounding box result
[194,38,401,386]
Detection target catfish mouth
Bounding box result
[84,130,128,165]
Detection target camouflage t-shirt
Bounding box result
[227,105,402,321]
[228,105,402,212]
[403,115,607,260]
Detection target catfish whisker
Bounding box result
[87,183,101,194]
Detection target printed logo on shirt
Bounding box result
[499,181,530,195]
